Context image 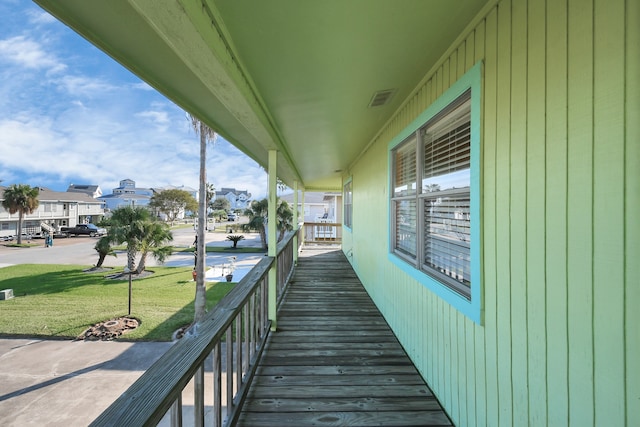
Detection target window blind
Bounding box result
[393,135,417,196]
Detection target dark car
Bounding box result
[60,223,107,237]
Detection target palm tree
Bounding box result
[108,206,150,272]
[243,198,269,249]
[226,234,245,248]
[189,113,217,325]
[1,184,39,244]
[94,236,116,268]
[206,183,215,221]
[276,199,294,242]
[135,221,173,273]
[244,198,295,248]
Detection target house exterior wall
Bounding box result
[345,0,638,426]
[0,198,104,236]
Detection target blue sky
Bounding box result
[0,1,268,199]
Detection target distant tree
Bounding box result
[226,234,245,249]
[206,183,215,214]
[149,189,198,225]
[243,199,268,249]
[94,236,116,268]
[188,113,217,326]
[213,209,228,221]
[135,221,173,273]
[1,184,39,244]
[211,197,231,212]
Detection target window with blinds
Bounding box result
[343,180,353,229]
[391,89,472,299]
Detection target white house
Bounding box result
[214,187,251,210]
[280,191,342,223]
[98,179,153,212]
[0,186,105,238]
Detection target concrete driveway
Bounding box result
[0,339,173,426]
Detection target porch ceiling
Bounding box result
[34,0,488,191]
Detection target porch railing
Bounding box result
[302,221,342,244]
[90,229,300,427]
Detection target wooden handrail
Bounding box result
[91,229,300,427]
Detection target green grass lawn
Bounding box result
[0,264,234,341]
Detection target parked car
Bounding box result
[60,223,107,237]
[227,213,236,221]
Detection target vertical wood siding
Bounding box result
[348,0,638,425]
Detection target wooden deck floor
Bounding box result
[236,247,452,427]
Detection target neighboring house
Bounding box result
[66,184,103,198]
[98,179,153,212]
[280,191,342,224]
[0,186,105,238]
[214,187,251,210]
[98,179,198,217]
[34,2,639,426]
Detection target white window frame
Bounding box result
[343,179,353,230]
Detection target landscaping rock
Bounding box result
[77,316,140,341]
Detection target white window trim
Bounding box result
[343,178,353,230]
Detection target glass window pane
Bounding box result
[422,98,471,193]
[394,199,417,258]
[423,194,470,288]
[344,181,353,228]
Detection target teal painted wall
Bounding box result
[346,0,639,425]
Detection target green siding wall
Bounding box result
[346,0,638,425]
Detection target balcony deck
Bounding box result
[236,246,451,427]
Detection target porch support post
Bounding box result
[268,149,278,331]
[301,189,305,246]
[293,180,299,264]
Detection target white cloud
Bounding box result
[131,82,154,91]
[136,110,171,127]
[0,35,65,73]
[55,75,117,98]
[0,3,268,202]
[26,9,57,25]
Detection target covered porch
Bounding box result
[92,234,451,426]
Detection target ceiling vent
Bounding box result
[368,89,396,108]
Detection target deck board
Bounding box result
[236,247,452,426]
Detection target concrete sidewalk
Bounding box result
[0,338,173,426]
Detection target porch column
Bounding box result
[293,180,299,264]
[301,189,305,246]
[268,150,278,331]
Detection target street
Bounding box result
[0,226,265,282]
